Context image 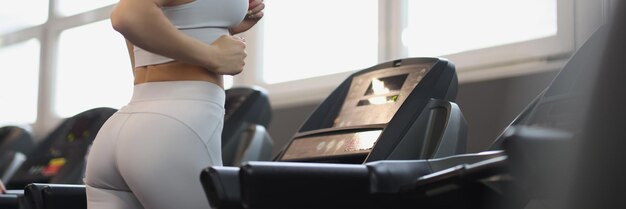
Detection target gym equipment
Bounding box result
[398,22,615,209]
[6,108,117,189]
[222,87,273,166]
[0,107,116,209]
[203,12,622,208]
[202,57,468,209]
[274,58,462,163]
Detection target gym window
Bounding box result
[405,0,558,66]
[0,1,238,131]
[57,0,118,16]
[261,0,380,84]
[0,39,40,126]
[0,1,48,35]
[55,20,132,118]
[0,0,48,126]
[254,0,573,107]
[0,0,579,133]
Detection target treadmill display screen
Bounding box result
[357,95,399,106]
[364,74,408,96]
[333,65,431,127]
[357,74,408,106]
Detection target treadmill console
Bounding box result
[25,116,94,178]
[335,65,430,127]
[280,60,440,162]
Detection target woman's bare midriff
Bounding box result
[133,61,223,88]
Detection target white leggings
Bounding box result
[84,81,225,209]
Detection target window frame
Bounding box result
[237,0,575,108]
[0,1,116,137]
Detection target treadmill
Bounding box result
[202,57,468,209]
[222,14,619,209]
[0,126,35,183]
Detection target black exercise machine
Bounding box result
[210,10,624,208]
[0,126,35,183]
[222,87,274,166]
[7,108,117,189]
[0,107,116,209]
[202,57,468,209]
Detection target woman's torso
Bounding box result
[133,0,247,86]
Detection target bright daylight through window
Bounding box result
[262,0,379,84]
[404,0,557,57]
[0,39,40,125]
[55,20,133,117]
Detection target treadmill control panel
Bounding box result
[281,62,435,161]
[281,130,382,160]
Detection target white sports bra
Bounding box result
[133,0,248,67]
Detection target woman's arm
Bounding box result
[112,0,246,75]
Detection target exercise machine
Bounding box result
[202,57,468,209]
[0,126,35,183]
[222,87,273,166]
[212,13,624,209]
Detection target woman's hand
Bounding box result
[207,35,247,75]
[230,0,265,35]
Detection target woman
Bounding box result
[84,0,264,208]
